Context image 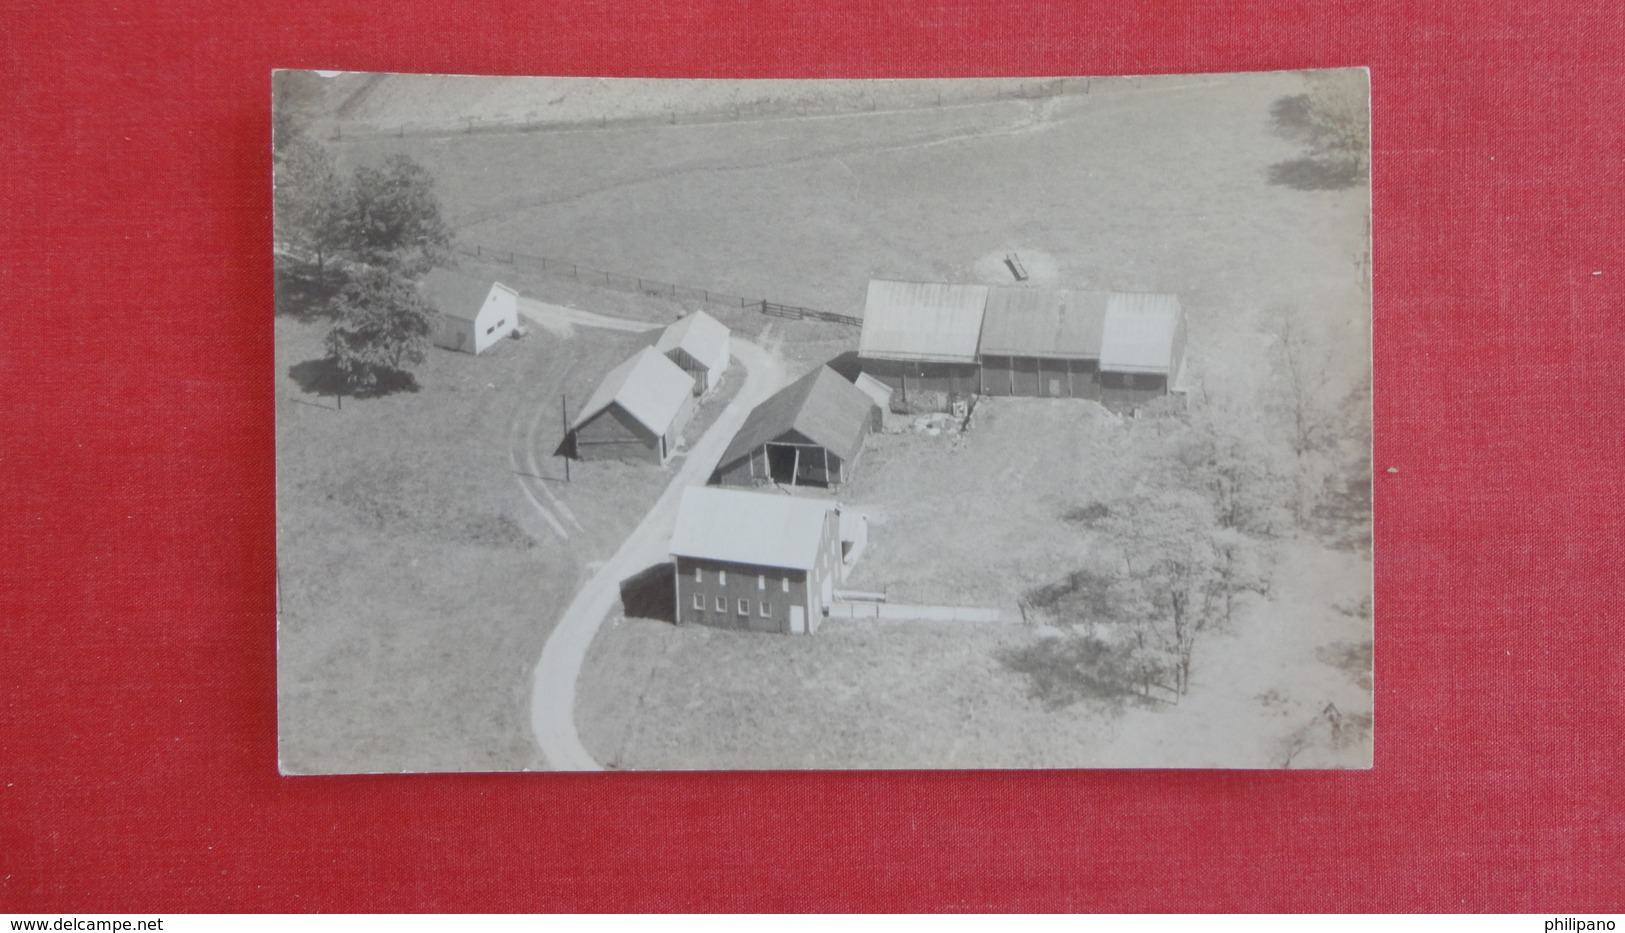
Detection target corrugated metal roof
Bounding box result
[420,268,505,323]
[571,346,696,436]
[977,288,1108,359]
[1098,293,1184,374]
[669,487,836,570]
[654,310,731,374]
[858,279,989,363]
[716,366,878,472]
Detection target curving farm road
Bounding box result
[527,326,787,771]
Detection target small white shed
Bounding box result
[422,268,520,355]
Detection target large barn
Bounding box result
[710,366,881,489]
[1097,292,1187,411]
[856,279,989,410]
[669,487,843,635]
[654,310,731,395]
[568,347,698,465]
[421,268,519,355]
[976,287,1108,400]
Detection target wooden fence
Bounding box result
[458,244,861,328]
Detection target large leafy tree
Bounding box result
[340,155,452,277]
[323,267,435,393]
[273,136,346,278]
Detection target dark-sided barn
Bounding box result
[976,287,1107,400]
[856,279,989,411]
[669,487,844,636]
[710,366,881,489]
[568,346,698,465]
[1097,292,1187,411]
[653,310,731,396]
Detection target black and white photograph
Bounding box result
[273,69,1373,773]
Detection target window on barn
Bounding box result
[718,570,727,585]
[692,594,703,610]
[737,599,749,615]
[694,567,702,583]
[759,601,771,617]
[781,578,789,593]
[486,324,496,335]
[715,597,726,612]
[757,574,765,590]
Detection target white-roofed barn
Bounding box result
[653,310,731,396]
[1097,292,1187,411]
[668,487,843,635]
[568,346,699,465]
[856,279,989,411]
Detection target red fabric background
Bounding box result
[2,0,1622,913]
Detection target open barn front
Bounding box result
[766,441,839,487]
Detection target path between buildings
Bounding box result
[528,334,788,771]
[516,296,661,334]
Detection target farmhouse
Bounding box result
[1097,292,1187,411]
[711,366,881,489]
[977,287,1107,400]
[669,487,843,635]
[857,279,990,410]
[654,310,731,395]
[421,268,519,355]
[568,347,698,465]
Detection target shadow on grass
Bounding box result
[288,357,420,400]
[274,261,343,321]
[997,634,1148,713]
[1316,640,1373,692]
[1267,156,1365,191]
[620,563,675,623]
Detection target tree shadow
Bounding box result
[619,563,675,623]
[997,634,1147,712]
[287,357,420,400]
[1267,156,1365,191]
[274,261,343,321]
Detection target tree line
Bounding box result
[274,130,453,396]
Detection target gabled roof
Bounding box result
[851,371,894,410]
[1099,293,1184,374]
[420,268,508,323]
[654,310,731,374]
[858,279,989,364]
[978,288,1108,359]
[669,487,836,571]
[571,346,696,436]
[716,366,878,472]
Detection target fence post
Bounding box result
[476,244,481,258]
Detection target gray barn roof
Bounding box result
[669,487,836,571]
[977,288,1108,359]
[858,279,989,364]
[716,366,878,472]
[654,310,731,374]
[1099,293,1184,374]
[419,268,508,322]
[571,346,696,436]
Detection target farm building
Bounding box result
[568,347,698,465]
[857,279,990,410]
[654,310,731,395]
[1097,292,1187,411]
[850,371,894,412]
[669,487,843,635]
[710,366,881,489]
[421,268,520,355]
[977,287,1108,400]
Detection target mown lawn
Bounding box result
[275,303,683,773]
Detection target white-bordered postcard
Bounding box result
[273,69,1372,773]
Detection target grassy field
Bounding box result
[298,69,1372,770]
[276,300,697,773]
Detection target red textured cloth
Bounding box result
[2,0,1622,913]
